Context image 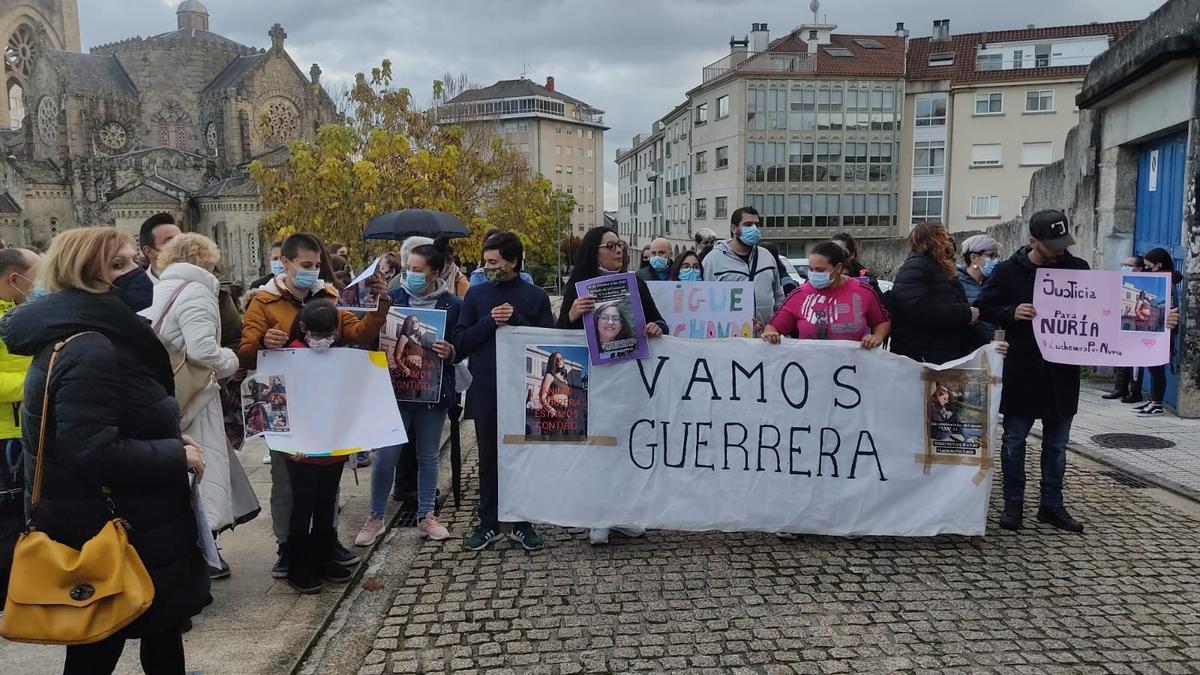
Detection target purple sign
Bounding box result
[576,272,649,366]
[1033,269,1171,367]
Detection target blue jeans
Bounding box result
[1000,415,1072,507]
[370,404,447,519]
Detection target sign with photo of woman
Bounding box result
[380,307,447,403]
[523,345,589,441]
[923,369,990,459]
[241,374,291,436]
[575,272,648,366]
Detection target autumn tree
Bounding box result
[251,60,573,281]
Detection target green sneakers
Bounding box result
[507,523,544,551]
[464,525,503,551]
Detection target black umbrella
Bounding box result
[363,209,470,241]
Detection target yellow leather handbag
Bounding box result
[0,333,155,645]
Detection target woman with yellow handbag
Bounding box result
[0,227,210,673]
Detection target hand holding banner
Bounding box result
[1033,269,1171,367]
[576,272,648,366]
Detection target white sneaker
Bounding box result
[588,528,610,545]
[1132,400,1154,413]
[262,451,271,465]
[610,525,646,538]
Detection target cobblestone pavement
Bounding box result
[358,426,1200,674]
[1052,383,1200,500]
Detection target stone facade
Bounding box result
[0,0,338,284]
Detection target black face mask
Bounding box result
[111,267,154,312]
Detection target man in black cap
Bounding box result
[975,209,1089,532]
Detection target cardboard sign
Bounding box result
[646,281,755,339]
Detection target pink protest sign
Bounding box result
[1033,269,1171,367]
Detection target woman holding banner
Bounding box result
[559,225,667,545]
[358,244,462,546]
[762,241,890,347]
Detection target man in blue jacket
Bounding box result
[455,232,554,551]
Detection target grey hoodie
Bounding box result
[702,240,784,324]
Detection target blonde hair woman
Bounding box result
[140,233,260,578]
[0,227,209,673]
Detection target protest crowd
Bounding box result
[0,204,1181,673]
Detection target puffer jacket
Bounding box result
[0,289,211,635]
[0,299,30,441]
[238,275,386,369]
[888,252,977,364]
[140,263,240,381]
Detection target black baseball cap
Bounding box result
[1029,209,1075,252]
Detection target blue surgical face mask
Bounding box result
[1120,265,1134,272]
[982,258,999,277]
[649,255,669,273]
[404,270,427,294]
[808,271,832,289]
[292,267,322,291]
[270,260,286,276]
[678,268,702,282]
[739,224,761,247]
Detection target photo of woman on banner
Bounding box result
[593,300,636,361]
[528,347,589,438]
[392,314,430,379]
[929,384,965,442]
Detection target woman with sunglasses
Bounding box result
[558,225,667,545]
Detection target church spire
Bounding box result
[176,0,209,31]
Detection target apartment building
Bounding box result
[619,17,908,257]
[442,77,609,234]
[616,126,663,251]
[900,20,1137,231]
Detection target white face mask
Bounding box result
[307,335,336,352]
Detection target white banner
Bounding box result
[496,327,1001,536]
[247,348,407,456]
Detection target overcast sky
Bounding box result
[81,0,1165,211]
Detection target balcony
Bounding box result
[702,51,817,85]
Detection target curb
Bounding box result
[1031,429,1200,503]
[288,431,459,675]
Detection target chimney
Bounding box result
[895,22,909,39]
[730,34,749,64]
[309,63,321,85]
[932,19,951,42]
[751,22,770,53]
[807,29,820,54]
[545,76,555,92]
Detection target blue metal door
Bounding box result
[1134,131,1187,406]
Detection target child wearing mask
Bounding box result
[280,300,352,593]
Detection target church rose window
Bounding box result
[36,96,56,146]
[262,98,299,147]
[5,24,35,79]
[99,122,127,151]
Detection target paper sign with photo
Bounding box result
[380,307,447,403]
[576,272,648,366]
[241,374,290,437]
[336,256,382,312]
[1033,269,1172,367]
[523,344,589,441]
[924,369,990,459]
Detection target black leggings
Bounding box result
[63,629,184,675]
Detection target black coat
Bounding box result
[975,247,1090,422]
[888,252,978,364]
[0,290,211,635]
[557,274,668,332]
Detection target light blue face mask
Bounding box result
[293,267,322,291]
[1120,265,1134,272]
[649,255,669,273]
[678,268,702,282]
[982,258,999,277]
[739,224,761,247]
[270,260,286,276]
[808,271,832,289]
[404,270,427,294]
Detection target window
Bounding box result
[928,52,955,67]
[825,47,854,58]
[586,130,593,139]
[975,93,1003,115]
[715,145,729,169]
[764,194,785,227]
[1012,49,1024,69]
[555,125,562,134]
[695,103,708,125]
[1035,44,1051,67]
[976,53,1002,71]
[695,198,707,220]
[587,149,594,158]
[566,165,573,175]
[911,190,943,224]
[747,87,766,130]
[971,144,1002,166]
[1021,142,1053,165]
[715,196,728,219]
[555,145,562,155]
[555,164,562,173]
[1025,90,1054,112]
[914,93,947,127]
[789,88,817,131]
[913,140,945,176]
[970,195,1000,217]
[768,89,787,130]
[174,121,189,150]
[716,95,729,119]
[695,151,707,173]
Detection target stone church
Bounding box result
[0,0,338,283]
